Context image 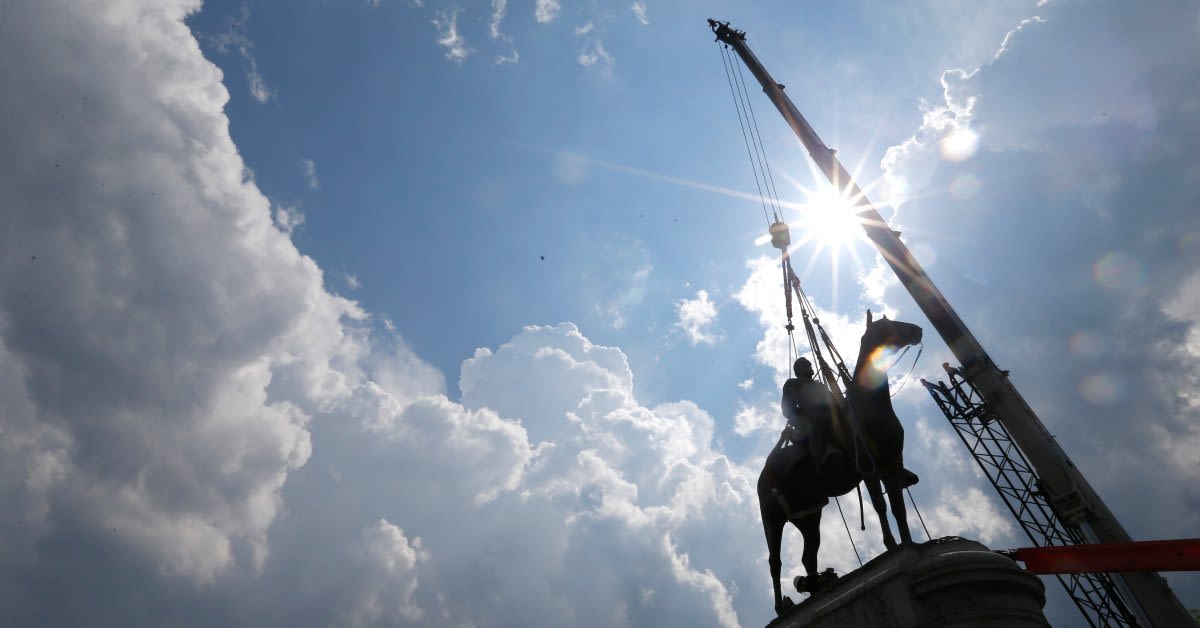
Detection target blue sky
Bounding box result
[1,1,1198,626]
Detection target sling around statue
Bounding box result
[757,310,923,616]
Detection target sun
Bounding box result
[794,183,865,251]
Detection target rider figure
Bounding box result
[781,357,839,467]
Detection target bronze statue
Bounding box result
[757,310,923,615]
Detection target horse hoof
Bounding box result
[775,595,795,615]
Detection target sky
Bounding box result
[0,0,1197,626]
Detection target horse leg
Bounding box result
[796,513,821,580]
[864,476,897,550]
[765,513,792,614]
[882,473,914,546]
[760,490,791,615]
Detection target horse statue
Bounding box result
[757,310,923,615]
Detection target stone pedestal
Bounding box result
[769,537,1048,628]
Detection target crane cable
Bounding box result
[719,44,776,229]
[732,49,784,224]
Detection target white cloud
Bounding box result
[345,273,361,290]
[575,21,595,36]
[246,59,275,103]
[878,16,1046,206]
[856,258,899,311]
[535,0,560,24]
[489,0,519,64]
[0,9,778,610]
[923,487,1014,545]
[489,0,507,39]
[0,0,363,584]
[675,290,718,346]
[600,263,651,330]
[734,256,864,382]
[632,1,648,25]
[0,4,809,622]
[274,205,305,236]
[991,15,1044,61]
[732,403,769,436]
[432,9,471,65]
[301,158,318,189]
[340,520,427,626]
[577,40,614,73]
[737,378,753,391]
[208,6,275,103]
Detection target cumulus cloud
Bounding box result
[867,1,1200,618]
[0,7,788,619]
[923,487,1014,545]
[0,6,791,625]
[339,520,427,626]
[432,9,471,65]
[732,403,770,436]
[735,256,866,382]
[879,16,1047,206]
[675,290,719,345]
[0,0,364,589]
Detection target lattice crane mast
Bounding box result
[707,18,1193,627]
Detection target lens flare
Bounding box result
[948,174,981,200]
[1093,252,1144,291]
[1079,372,1124,406]
[1068,330,1108,361]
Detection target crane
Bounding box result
[707,18,1194,627]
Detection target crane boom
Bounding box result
[707,19,1193,626]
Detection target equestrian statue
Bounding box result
[757,310,923,615]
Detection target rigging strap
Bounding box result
[889,344,923,398]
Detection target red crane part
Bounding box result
[1003,539,1200,575]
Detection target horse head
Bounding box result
[854,310,923,394]
[863,309,922,353]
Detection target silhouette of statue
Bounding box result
[782,357,843,471]
[757,310,923,615]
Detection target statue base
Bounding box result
[768,537,1049,628]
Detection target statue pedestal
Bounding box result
[769,537,1049,628]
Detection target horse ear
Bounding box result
[881,313,889,320]
[866,309,873,325]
